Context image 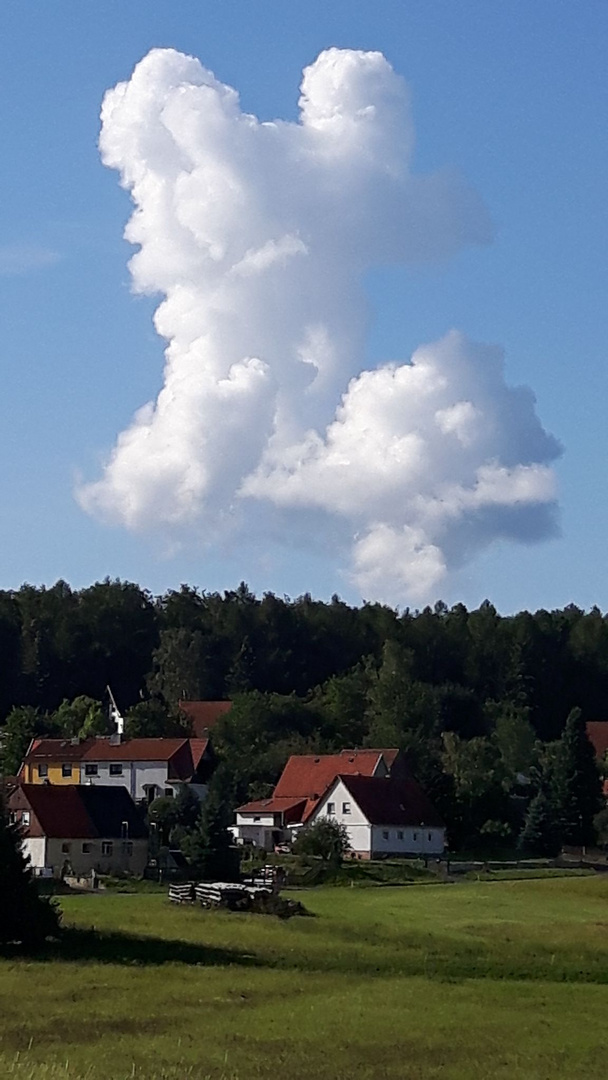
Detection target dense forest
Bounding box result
[1,578,606,851]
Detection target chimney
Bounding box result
[109,731,122,746]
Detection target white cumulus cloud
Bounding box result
[77,46,560,604]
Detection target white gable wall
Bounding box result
[312,778,372,856]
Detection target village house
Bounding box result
[8,783,148,878]
[178,699,232,738]
[19,735,214,804]
[234,748,446,856]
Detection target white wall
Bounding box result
[233,823,276,849]
[22,837,46,870]
[44,837,149,877]
[78,761,169,801]
[236,811,276,827]
[371,825,445,856]
[312,778,372,856]
[312,778,445,856]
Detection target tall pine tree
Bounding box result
[558,707,603,847]
[181,767,240,882]
[0,794,60,947]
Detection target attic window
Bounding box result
[21,810,30,826]
[38,764,48,778]
[342,802,351,814]
[327,802,335,816]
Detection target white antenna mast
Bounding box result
[107,685,125,736]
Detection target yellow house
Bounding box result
[20,738,85,785]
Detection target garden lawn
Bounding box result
[1,877,607,1079]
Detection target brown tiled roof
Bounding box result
[13,784,148,840]
[329,774,445,829]
[178,700,232,738]
[586,722,608,760]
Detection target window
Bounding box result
[122,841,133,856]
[82,843,92,854]
[342,802,351,815]
[84,763,98,777]
[427,832,432,843]
[38,764,48,778]
[327,802,335,816]
[21,810,30,826]
[62,763,72,778]
[164,787,174,797]
[413,832,418,841]
[9,810,16,824]
[101,841,113,857]
[61,842,71,854]
[382,830,389,840]
[253,816,261,822]
[397,830,404,841]
[109,763,123,776]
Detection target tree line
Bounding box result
[0,578,606,852]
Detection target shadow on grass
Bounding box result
[1,925,262,969]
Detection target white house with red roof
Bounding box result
[309,773,445,857]
[234,748,445,855]
[20,735,214,804]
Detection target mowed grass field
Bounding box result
[1,877,607,1080]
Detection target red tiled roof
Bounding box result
[25,737,90,761]
[179,700,232,738]
[325,774,445,829]
[24,736,206,768]
[586,722,608,760]
[13,784,148,840]
[236,796,307,824]
[166,738,210,781]
[274,750,389,801]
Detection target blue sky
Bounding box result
[1,1,606,612]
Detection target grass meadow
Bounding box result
[1,877,607,1079]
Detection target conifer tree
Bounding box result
[0,795,60,948]
[518,790,561,856]
[558,707,603,847]
[181,767,240,882]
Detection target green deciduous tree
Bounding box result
[293,818,350,864]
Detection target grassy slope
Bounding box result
[0,878,607,1079]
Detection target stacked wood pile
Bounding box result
[168,880,308,919]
